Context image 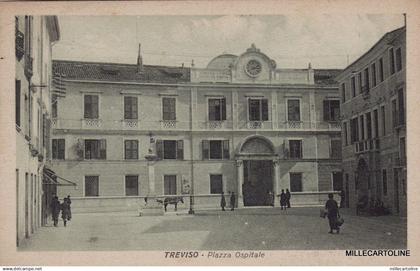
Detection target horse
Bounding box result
[156,196,184,212]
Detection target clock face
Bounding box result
[245,59,262,77]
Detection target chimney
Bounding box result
[137,43,143,73]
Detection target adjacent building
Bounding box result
[336,26,406,216]
[15,16,60,245]
[52,44,343,212]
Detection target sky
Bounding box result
[52,14,405,69]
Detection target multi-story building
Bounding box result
[336,26,406,216]
[15,16,60,246]
[52,44,343,212]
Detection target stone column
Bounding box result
[273,159,280,206]
[236,160,244,207]
[147,160,155,195]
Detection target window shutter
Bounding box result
[202,140,209,160]
[221,98,226,121]
[223,140,230,160]
[262,99,268,121]
[52,139,57,159]
[323,100,329,121]
[176,140,184,160]
[283,139,289,158]
[99,139,106,159]
[84,95,90,118]
[92,96,99,119]
[59,139,65,160]
[156,140,163,160]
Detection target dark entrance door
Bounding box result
[243,160,273,206]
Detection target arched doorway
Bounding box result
[238,136,277,206]
[356,158,369,201]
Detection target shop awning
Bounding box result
[43,167,77,186]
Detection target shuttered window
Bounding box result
[210,174,223,194]
[156,140,183,160]
[52,139,65,160]
[125,175,139,196]
[330,139,341,159]
[162,97,176,120]
[202,140,229,160]
[15,80,21,127]
[290,173,303,192]
[124,96,138,119]
[248,98,268,121]
[396,48,402,72]
[85,176,99,197]
[323,100,340,121]
[84,139,106,160]
[287,99,300,121]
[389,48,395,75]
[164,175,177,195]
[289,140,302,159]
[84,95,99,119]
[124,140,138,160]
[208,98,226,121]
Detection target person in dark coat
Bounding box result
[325,193,340,234]
[66,195,72,220]
[286,189,291,208]
[280,189,287,210]
[339,190,345,208]
[61,198,71,227]
[230,192,236,211]
[50,196,61,227]
[220,192,226,211]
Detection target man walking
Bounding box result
[325,193,340,234]
[50,196,61,227]
[280,189,287,210]
[61,197,71,227]
[230,192,236,211]
[66,195,72,220]
[220,192,226,211]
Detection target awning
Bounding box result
[43,167,77,186]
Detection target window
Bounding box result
[210,174,223,194]
[289,140,302,159]
[379,58,384,82]
[373,109,379,138]
[398,88,405,125]
[15,80,21,127]
[323,100,340,121]
[381,105,386,135]
[330,139,341,159]
[208,98,226,121]
[289,173,302,192]
[164,175,177,195]
[162,97,176,121]
[341,83,346,103]
[332,172,343,191]
[125,175,139,196]
[287,99,300,121]
[248,98,268,121]
[396,48,402,72]
[202,140,230,160]
[358,72,362,94]
[85,176,99,197]
[343,122,348,146]
[84,139,106,160]
[400,137,406,161]
[52,139,65,160]
[51,94,58,118]
[359,115,365,140]
[389,48,395,75]
[382,169,388,195]
[363,67,370,92]
[392,99,397,128]
[350,117,359,143]
[124,140,138,160]
[366,112,372,139]
[124,96,138,120]
[156,140,183,160]
[371,63,377,87]
[351,77,356,97]
[84,95,99,119]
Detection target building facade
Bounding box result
[336,27,406,216]
[15,16,60,246]
[52,44,343,212]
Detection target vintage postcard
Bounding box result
[0,0,419,267]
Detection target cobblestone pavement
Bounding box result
[18,207,406,251]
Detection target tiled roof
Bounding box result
[314,69,342,85]
[53,60,191,84]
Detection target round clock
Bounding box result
[245,59,262,77]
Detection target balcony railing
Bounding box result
[161,120,177,129]
[82,118,102,129]
[354,138,380,154]
[121,119,139,129]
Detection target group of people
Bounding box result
[50,195,72,227]
[279,189,291,210]
[220,191,236,211]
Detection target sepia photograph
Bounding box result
[1,0,419,267]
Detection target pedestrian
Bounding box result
[66,195,72,220]
[267,190,274,207]
[61,197,71,227]
[325,193,340,234]
[280,189,287,210]
[286,189,291,208]
[220,192,226,211]
[230,192,236,211]
[339,190,345,208]
[50,196,61,227]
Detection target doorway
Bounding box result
[243,160,273,206]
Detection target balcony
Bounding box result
[121,119,139,130]
[15,29,24,60]
[160,120,177,129]
[82,118,102,129]
[24,55,33,79]
[354,138,380,154]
